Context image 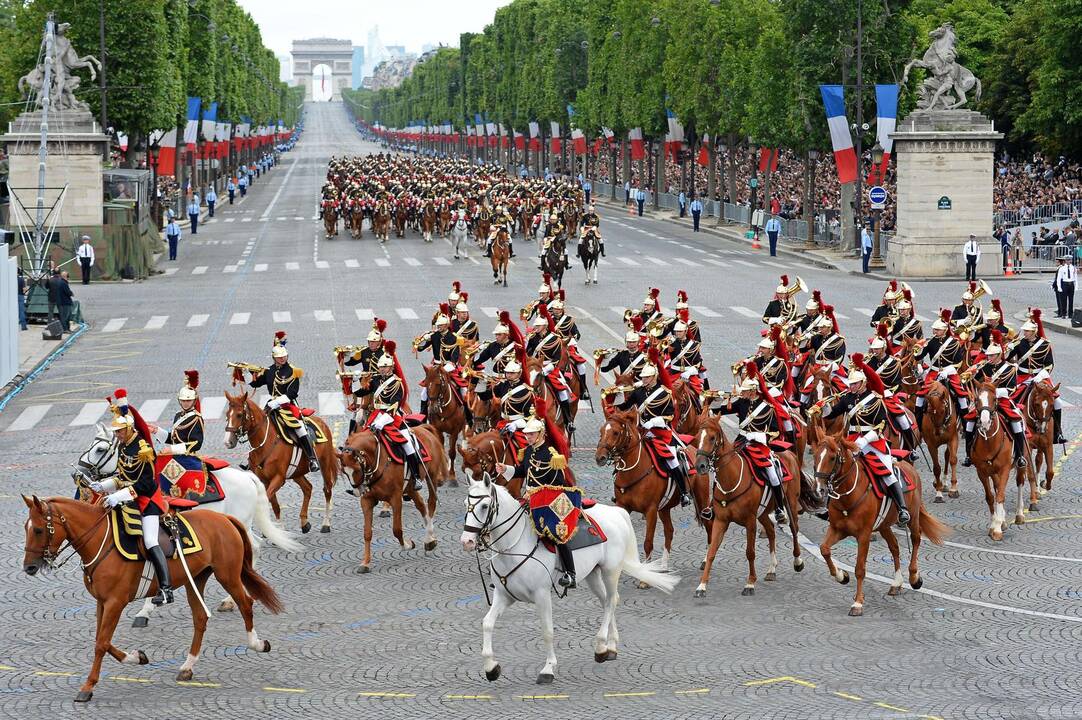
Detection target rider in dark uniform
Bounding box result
[354,351,423,490]
[599,327,647,377]
[153,370,204,454]
[249,331,320,473]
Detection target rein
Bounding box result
[815,446,868,511]
[29,500,112,575]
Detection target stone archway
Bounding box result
[311,64,333,102]
[291,38,353,102]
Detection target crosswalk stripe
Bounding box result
[70,402,108,427]
[224,218,235,223]
[144,315,168,330]
[732,259,759,268]
[403,257,421,267]
[314,310,334,322]
[730,306,759,318]
[834,312,850,320]
[286,262,300,270]
[315,260,329,269]
[691,306,721,318]
[101,318,128,333]
[598,259,611,266]
[608,306,626,316]
[164,268,178,276]
[187,314,209,327]
[230,312,250,325]
[201,396,226,421]
[356,308,374,321]
[294,216,304,221]
[481,307,499,318]
[396,308,418,320]
[673,258,697,266]
[318,392,346,417]
[853,307,874,317]
[241,217,252,223]
[760,260,788,269]
[375,258,390,267]
[254,263,268,272]
[192,266,207,275]
[1067,386,1082,397]
[138,399,170,422]
[643,256,668,266]
[345,259,359,268]
[273,311,292,323]
[5,404,52,431]
[434,257,451,266]
[702,258,727,267]
[617,257,640,266]
[223,265,237,273]
[1060,399,1076,408]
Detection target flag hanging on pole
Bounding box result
[665,109,684,161]
[629,128,645,161]
[697,133,710,167]
[550,121,561,154]
[151,129,177,176]
[819,85,857,184]
[869,84,899,185]
[183,97,201,150]
[758,147,779,173]
[529,121,540,151]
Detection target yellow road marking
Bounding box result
[1025,513,1082,524]
[0,665,16,670]
[918,715,946,720]
[34,670,75,677]
[517,694,569,700]
[675,688,711,695]
[874,702,911,712]
[744,676,817,688]
[264,686,307,693]
[358,691,416,698]
[603,691,656,698]
[445,694,494,700]
[109,676,152,683]
[176,680,221,688]
[833,691,863,701]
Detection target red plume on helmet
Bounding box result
[991,329,1004,346]
[499,309,526,349]
[383,340,408,403]
[876,321,895,354]
[538,303,556,332]
[630,315,644,333]
[374,318,387,334]
[439,302,451,317]
[274,330,287,346]
[1031,308,1046,338]
[812,289,822,305]
[991,298,1002,316]
[677,307,689,323]
[677,289,688,304]
[780,274,789,287]
[459,291,469,305]
[113,388,152,444]
[823,304,839,334]
[542,272,552,290]
[968,281,977,294]
[184,369,201,412]
[939,308,952,325]
[851,352,886,395]
[558,288,566,301]
[889,280,898,292]
[902,288,914,308]
[451,280,461,294]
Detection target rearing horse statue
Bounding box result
[902,23,982,111]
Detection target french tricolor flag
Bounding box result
[183,97,201,150]
[550,121,562,154]
[869,84,899,185]
[528,121,540,151]
[628,127,645,161]
[819,85,857,184]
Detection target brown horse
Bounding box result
[223,391,338,534]
[526,356,579,442]
[421,364,466,485]
[465,386,500,434]
[491,227,510,287]
[373,203,391,243]
[613,369,699,438]
[394,204,408,238]
[970,382,1038,539]
[421,203,437,243]
[349,207,364,239]
[22,497,282,702]
[475,213,491,246]
[692,412,805,598]
[338,425,448,572]
[920,380,960,502]
[595,407,682,575]
[323,205,339,239]
[458,429,524,498]
[439,205,452,238]
[1024,380,1059,493]
[808,428,949,615]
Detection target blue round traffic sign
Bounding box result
[868,186,888,205]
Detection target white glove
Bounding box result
[542,362,554,375]
[940,366,957,378]
[745,431,768,445]
[104,487,134,508]
[681,368,697,379]
[995,388,1009,399]
[89,480,112,494]
[152,426,168,444]
[167,443,188,454]
[443,362,456,373]
[266,395,286,410]
[642,416,666,430]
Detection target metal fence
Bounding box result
[1,245,18,388]
[995,200,1082,230]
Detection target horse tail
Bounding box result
[249,473,303,552]
[230,515,285,614]
[917,504,951,545]
[617,509,680,594]
[973,78,982,103]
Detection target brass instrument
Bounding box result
[780,275,810,300]
[958,323,986,343]
[960,360,987,384]
[227,361,267,374]
[644,314,672,338]
[333,344,366,357]
[973,278,993,300]
[622,308,635,327]
[731,359,747,376]
[600,384,636,398]
[336,370,377,380]
[412,330,435,352]
[911,339,928,357]
[593,347,621,361]
[520,300,539,321]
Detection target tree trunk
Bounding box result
[804,150,816,246]
[654,141,663,210]
[727,133,738,209]
[840,182,855,251]
[706,140,716,217]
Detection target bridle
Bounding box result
[1026,386,1052,434]
[226,399,271,451]
[341,437,385,488]
[814,443,860,501]
[26,500,110,573]
[75,433,119,483]
[599,417,641,472]
[927,383,954,433]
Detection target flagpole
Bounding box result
[853,0,864,256]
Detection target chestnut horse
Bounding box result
[349,207,364,238]
[920,380,960,502]
[1024,380,1059,493]
[692,412,805,598]
[464,386,500,434]
[22,496,282,702]
[323,205,339,239]
[338,424,448,572]
[614,369,698,438]
[458,429,524,498]
[970,382,1038,539]
[439,205,453,238]
[373,203,391,243]
[808,427,949,616]
[491,227,510,287]
[421,203,436,243]
[394,204,408,238]
[422,363,466,485]
[595,407,683,575]
[223,391,338,534]
[526,356,579,443]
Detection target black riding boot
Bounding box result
[509,241,515,258]
[564,254,572,270]
[301,434,321,473]
[914,403,926,430]
[555,542,576,588]
[886,477,911,527]
[578,374,590,400]
[1053,407,1066,444]
[483,243,492,258]
[559,399,574,427]
[770,481,789,524]
[420,399,429,418]
[962,426,974,467]
[671,466,691,507]
[600,243,606,257]
[1013,431,1029,468]
[404,450,424,491]
[147,545,174,606]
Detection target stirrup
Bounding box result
[962,456,973,467]
[152,587,174,606]
[1015,455,1028,468]
[895,508,911,528]
[558,571,576,589]
[680,492,691,508]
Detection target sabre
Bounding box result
[164,516,211,617]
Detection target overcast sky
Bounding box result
[238,0,511,58]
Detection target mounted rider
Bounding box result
[473,311,525,376]
[762,275,799,326]
[914,309,971,430]
[481,357,535,456]
[962,330,1028,468]
[577,204,605,256]
[665,316,707,400]
[1008,308,1066,444]
[353,341,424,491]
[414,308,472,424]
[599,321,648,378]
[870,280,901,328]
[483,204,516,258]
[537,212,571,271]
[452,294,480,343]
[90,389,173,605]
[671,291,702,342]
[150,370,204,455]
[520,275,553,323]
[249,331,320,474]
[549,291,591,402]
[890,291,923,344]
[526,305,576,430]
[866,324,904,394]
[341,318,388,431]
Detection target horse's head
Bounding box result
[22,495,70,575]
[596,409,636,466]
[693,412,729,476]
[337,431,376,490]
[1029,381,1057,430]
[973,381,999,434]
[811,434,857,495]
[75,422,120,482]
[223,390,255,449]
[460,474,496,552]
[423,363,442,388]
[925,380,950,422]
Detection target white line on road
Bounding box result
[375,258,390,267]
[314,310,334,322]
[70,402,108,427]
[144,315,168,330]
[5,404,52,431]
[853,307,874,316]
[230,312,250,325]
[286,262,299,270]
[318,392,346,416]
[273,311,292,323]
[356,308,374,321]
[254,263,268,272]
[192,266,207,275]
[434,257,451,266]
[200,396,226,420]
[187,314,209,327]
[617,257,640,266]
[101,318,128,332]
[164,268,178,276]
[643,256,668,266]
[760,260,788,269]
[692,306,721,318]
[315,260,329,269]
[345,259,359,268]
[730,306,759,318]
[731,259,759,268]
[480,307,499,318]
[138,399,170,422]
[223,265,237,273]
[396,308,418,319]
[673,258,698,266]
[403,257,422,267]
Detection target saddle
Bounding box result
[542,512,607,555]
[271,411,329,446]
[112,505,202,561]
[642,434,698,478]
[859,455,916,499]
[155,455,228,506]
[376,430,432,464]
[735,439,793,487]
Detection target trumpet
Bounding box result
[960,360,986,384]
[600,384,636,398]
[520,300,539,321]
[593,347,621,361]
[336,370,377,380]
[958,323,986,342]
[333,344,366,357]
[227,361,266,374]
[781,275,810,300]
[412,331,434,352]
[622,308,635,327]
[644,314,671,337]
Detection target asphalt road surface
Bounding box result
[2,102,1080,720]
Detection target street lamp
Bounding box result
[869,141,886,268]
[148,137,161,227]
[805,148,820,248]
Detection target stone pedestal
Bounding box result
[2,110,109,229]
[888,109,1003,277]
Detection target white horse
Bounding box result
[460,476,679,684]
[76,424,301,627]
[451,210,470,259]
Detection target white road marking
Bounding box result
[318,392,346,416]
[608,306,626,316]
[192,266,207,275]
[315,260,329,269]
[187,314,209,327]
[314,310,334,322]
[375,258,390,267]
[434,257,451,266]
[164,268,178,276]
[5,404,52,431]
[853,307,874,317]
[200,396,226,420]
[760,260,788,269]
[138,399,170,422]
[572,306,624,343]
[223,265,237,273]
[732,259,759,268]
[1066,386,1082,396]
[345,259,359,268]
[356,308,374,321]
[396,308,418,320]
[230,312,250,325]
[617,257,640,266]
[834,312,851,320]
[673,258,698,266]
[101,318,128,333]
[403,257,422,267]
[730,306,759,318]
[69,402,108,427]
[254,263,268,272]
[702,258,727,267]
[643,256,668,266]
[286,262,300,270]
[241,217,253,222]
[480,307,499,318]
[273,311,292,323]
[144,315,168,330]
[224,218,235,223]
[692,306,721,318]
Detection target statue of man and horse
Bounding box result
[902,23,981,111]
[18,21,102,113]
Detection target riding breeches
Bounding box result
[142,514,161,549]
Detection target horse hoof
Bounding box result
[911,575,924,590]
[594,652,607,663]
[485,665,501,682]
[887,586,901,596]
[948,489,960,499]
[848,605,864,617]
[637,580,650,590]
[74,691,93,703]
[1015,515,1026,526]
[794,558,805,573]
[741,586,755,596]
[301,522,312,534]
[840,571,851,585]
[320,525,331,534]
[1028,503,1039,512]
[216,600,235,613]
[131,616,149,629]
[262,640,271,653]
[379,509,391,518]
[536,672,555,685]
[605,650,617,661]
[405,539,416,550]
[137,650,149,665]
[358,565,371,574]
[176,669,193,682]
[449,477,459,487]
[693,588,706,598]
[933,495,944,504]
[991,530,1004,541]
[764,572,776,582]
[424,540,437,552]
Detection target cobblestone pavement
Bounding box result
[1,103,1080,720]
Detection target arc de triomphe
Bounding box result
[292,38,352,101]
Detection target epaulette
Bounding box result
[292,368,304,380]
[549,451,567,470]
[137,440,155,462]
[516,448,525,463]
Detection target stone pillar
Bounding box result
[888,110,1002,277]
